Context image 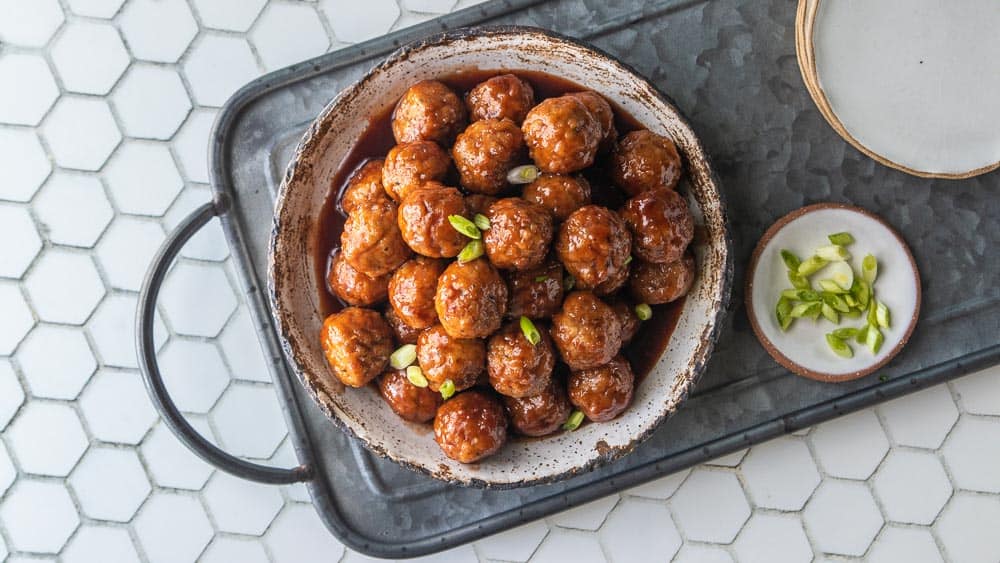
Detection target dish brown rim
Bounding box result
[745,202,922,383]
[794,0,1000,180]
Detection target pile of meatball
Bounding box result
[320,74,695,464]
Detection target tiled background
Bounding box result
[1,0,999,561]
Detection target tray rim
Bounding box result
[206,0,1000,557]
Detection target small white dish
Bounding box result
[746,203,921,382]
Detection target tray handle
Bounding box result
[136,201,312,485]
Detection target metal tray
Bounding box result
[136,0,1000,558]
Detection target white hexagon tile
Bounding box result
[0,1,999,562]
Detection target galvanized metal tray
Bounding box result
[136,0,1000,558]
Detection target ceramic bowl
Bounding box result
[268,26,732,488]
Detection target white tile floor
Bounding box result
[0,0,998,561]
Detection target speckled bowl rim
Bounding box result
[268,25,734,488]
[745,202,921,383]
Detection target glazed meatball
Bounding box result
[567,91,615,150]
[381,141,450,202]
[593,258,629,296]
[620,189,694,264]
[611,130,683,195]
[551,291,623,370]
[435,258,508,338]
[487,321,556,398]
[327,250,389,307]
[452,118,524,195]
[555,205,631,289]
[503,379,572,437]
[465,74,535,124]
[434,390,508,463]
[388,256,447,329]
[384,306,423,345]
[379,369,443,423]
[610,299,640,345]
[416,325,485,392]
[522,174,591,221]
[630,254,696,305]
[341,200,411,277]
[397,185,468,258]
[568,355,634,422]
[506,260,564,319]
[320,307,393,388]
[483,198,553,270]
[465,194,498,216]
[522,96,602,174]
[340,158,387,214]
[391,80,467,144]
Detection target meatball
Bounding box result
[465,194,498,216]
[487,321,556,398]
[465,74,535,124]
[327,250,389,307]
[620,189,694,264]
[388,256,447,329]
[551,291,623,370]
[397,185,468,258]
[566,91,616,151]
[593,258,629,296]
[522,173,591,221]
[483,198,553,270]
[506,260,564,319]
[379,369,443,423]
[340,158,387,214]
[503,380,572,437]
[610,299,640,345]
[434,390,507,463]
[522,96,602,174]
[384,306,423,345]
[568,355,634,422]
[381,141,450,202]
[611,130,683,195]
[341,199,411,277]
[555,205,631,289]
[416,325,485,392]
[435,258,508,338]
[630,254,696,305]
[452,118,524,195]
[320,307,393,388]
[391,80,467,144]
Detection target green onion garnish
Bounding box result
[534,275,549,282]
[866,325,884,354]
[818,279,846,294]
[826,333,854,358]
[875,301,890,328]
[827,232,855,246]
[816,244,851,262]
[789,302,821,318]
[797,255,828,276]
[457,239,484,263]
[506,164,540,184]
[832,327,859,339]
[473,213,491,231]
[519,316,541,345]
[562,410,585,431]
[821,303,839,324]
[439,379,456,399]
[448,215,481,239]
[624,255,633,265]
[780,249,802,271]
[862,254,877,284]
[389,344,417,370]
[406,365,428,388]
[635,303,653,321]
[564,275,575,291]
[776,297,793,331]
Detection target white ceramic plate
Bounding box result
[747,203,920,382]
[797,0,1000,179]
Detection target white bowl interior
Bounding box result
[270,29,729,486]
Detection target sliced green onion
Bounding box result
[825,260,855,291]
[780,250,801,271]
[520,316,541,345]
[564,275,575,291]
[562,410,585,431]
[854,280,871,309]
[788,271,811,290]
[789,302,821,318]
[782,289,820,301]
[473,213,491,231]
[389,344,417,370]
[406,365,428,388]
[867,300,878,326]
[826,333,854,358]
[635,303,653,321]
[821,303,839,324]
[507,164,540,184]
[875,301,890,328]
[624,255,633,266]
[776,297,793,331]
[457,239,484,263]
[855,324,869,344]
[844,294,858,308]
[866,325,884,354]
[534,275,549,282]
[822,293,850,313]
[816,244,851,262]
[806,307,822,321]
[832,327,859,339]
[439,379,456,399]
[818,279,847,294]
[843,308,863,319]
[448,215,481,239]
[797,255,829,276]
[862,254,878,284]
[827,232,855,246]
